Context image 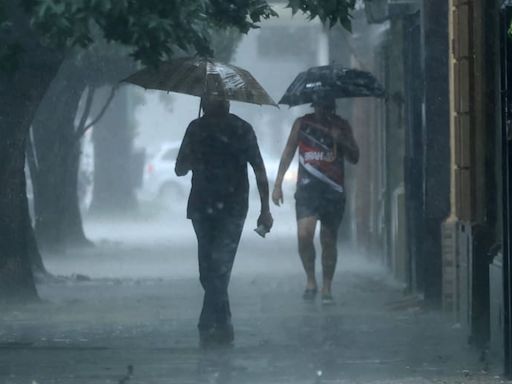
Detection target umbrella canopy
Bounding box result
[123,56,278,107]
[279,65,385,106]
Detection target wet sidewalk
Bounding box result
[0,210,505,383]
[0,258,499,383]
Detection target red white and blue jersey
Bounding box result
[297,113,345,194]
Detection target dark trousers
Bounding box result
[192,215,245,332]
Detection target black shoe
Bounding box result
[199,327,217,348]
[302,288,318,301]
[214,325,234,345]
[199,325,234,347]
[321,293,335,306]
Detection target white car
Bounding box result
[137,142,190,204]
[253,152,298,198]
[264,153,297,187]
[136,144,297,205]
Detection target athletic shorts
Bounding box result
[295,185,346,230]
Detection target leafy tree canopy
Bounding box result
[288,0,356,29]
[1,0,355,68]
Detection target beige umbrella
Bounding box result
[123,56,278,107]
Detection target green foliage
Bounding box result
[26,0,205,65]
[23,0,282,66]
[5,0,356,68]
[0,2,7,25]
[209,0,278,32]
[287,0,355,31]
[210,28,243,62]
[70,33,135,86]
[0,2,17,73]
[0,43,23,73]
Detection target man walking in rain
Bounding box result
[272,96,359,305]
[175,95,273,346]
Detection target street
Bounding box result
[0,206,502,383]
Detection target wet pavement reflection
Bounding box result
[0,209,499,383]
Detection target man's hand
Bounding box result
[257,210,273,232]
[330,123,359,163]
[272,185,284,206]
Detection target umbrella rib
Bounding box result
[124,57,277,106]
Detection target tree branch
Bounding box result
[74,86,95,140]
[26,127,39,206]
[26,127,38,175]
[75,85,118,140]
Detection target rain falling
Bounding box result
[0,1,511,383]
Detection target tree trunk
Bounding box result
[0,122,38,302]
[61,144,92,247]
[0,0,64,302]
[26,134,47,275]
[31,130,69,251]
[31,65,92,251]
[90,87,138,215]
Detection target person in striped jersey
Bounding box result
[272,96,359,305]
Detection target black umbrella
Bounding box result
[278,64,385,106]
